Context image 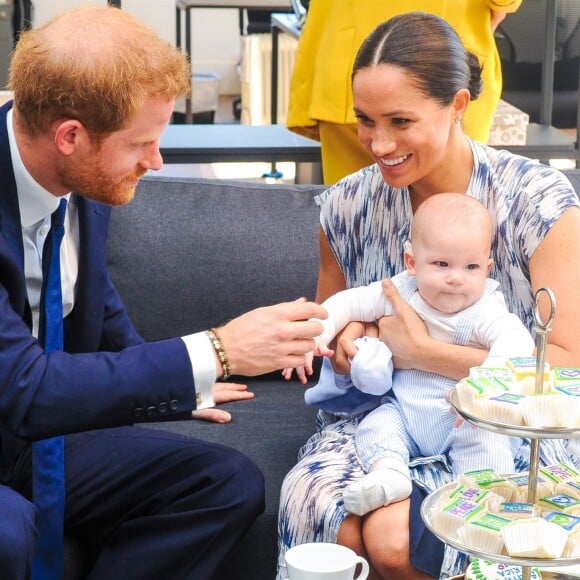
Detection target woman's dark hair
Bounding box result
[353,12,482,105]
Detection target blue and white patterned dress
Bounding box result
[276,140,580,579]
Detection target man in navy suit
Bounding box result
[0,6,325,579]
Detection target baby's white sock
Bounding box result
[343,460,412,516]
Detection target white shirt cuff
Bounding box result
[181,332,216,410]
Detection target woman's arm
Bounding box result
[529,206,580,366]
[316,226,347,302]
[317,226,376,373]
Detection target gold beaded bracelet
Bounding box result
[206,327,231,380]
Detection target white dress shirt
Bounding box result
[8,109,215,409]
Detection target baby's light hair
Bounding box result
[411,193,493,254]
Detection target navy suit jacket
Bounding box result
[0,103,196,469]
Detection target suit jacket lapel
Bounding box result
[0,101,25,271]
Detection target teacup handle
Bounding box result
[353,556,370,580]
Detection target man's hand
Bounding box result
[377,279,428,370]
[217,298,327,377]
[191,381,254,423]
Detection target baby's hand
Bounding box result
[282,340,335,384]
[314,343,334,358]
[282,350,315,385]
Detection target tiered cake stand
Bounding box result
[421,288,580,580]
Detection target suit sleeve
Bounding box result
[0,278,196,441]
[98,275,144,351]
[0,195,198,440]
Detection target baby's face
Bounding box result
[409,226,492,314]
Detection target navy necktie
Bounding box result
[32,198,67,580]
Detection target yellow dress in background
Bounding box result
[287,0,522,183]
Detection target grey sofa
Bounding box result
[64,169,580,579]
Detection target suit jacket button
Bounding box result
[134,407,144,418]
[146,405,157,416]
[169,399,179,411]
[158,402,168,414]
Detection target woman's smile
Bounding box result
[379,154,410,167]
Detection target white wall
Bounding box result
[32,1,242,94]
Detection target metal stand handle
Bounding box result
[523,287,557,580]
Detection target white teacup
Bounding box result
[284,542,369,580]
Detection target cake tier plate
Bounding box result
[421,482,580,568]
[447,387,580,439]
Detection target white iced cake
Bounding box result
[431,465,580,558]
[454,361,580,428]
[501,517,568,558]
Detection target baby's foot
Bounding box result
[343,468,412,516]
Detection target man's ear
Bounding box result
[404,247,416,275]
[53,119,84,156]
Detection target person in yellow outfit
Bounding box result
[287,0,522,184]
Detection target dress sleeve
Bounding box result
[513,166,579,264]
[487,0,522,12]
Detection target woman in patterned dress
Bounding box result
[277,12,580,580]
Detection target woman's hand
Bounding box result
[377,279,429,369]
[378,279,487,378]
[191,381,254,423]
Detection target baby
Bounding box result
[285,193,534,515]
